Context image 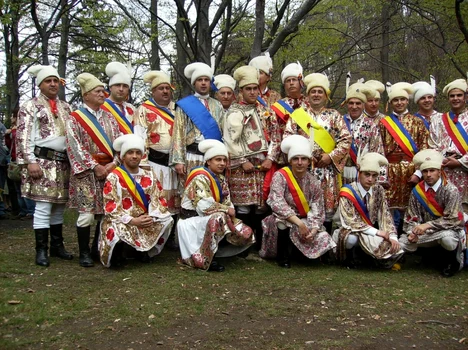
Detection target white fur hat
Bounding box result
[249,53,273,75]
[281,62,303,84]
[358,152,388,173]
[412,81,435,103]
[233,66,259,88]
[184,62,214,85]
[443,79,467,97]
[387,82,414,102]
[214,74,236,91]
[304,73,331,95]
[345,83,376,103]
[413,149,444,171]
[143,70,171,89]
[106,62,131,87]
[27,65,60,86]
[364,80,385,99]
[77,73,105,95]
[199,139,228,162]
[113,134,145,157]
[281,135,311,162]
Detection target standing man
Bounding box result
[101,62,136,134]
[0,120,9,219]
[363,80,386,123]
[412,80,438,130]
[17,65,72,267]
[213,74,236,111]
[170,62,224,177]
[66,73,121,267]
[248,53,282,108]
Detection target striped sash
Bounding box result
[271,100,293,123]
[278,166,310,218]
[142,98,175,134]
[414,112,430,130]
[102,99,133,134]
[185,166,223,203]
[339,184,372,226]
[343,115,358,164]
[412,181,444,217]
[380,114,418,158]
[113,166,149,212]
[442,112,468,156]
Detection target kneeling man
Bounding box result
[334,152,403,268]
[177,139,255,272]
[99,134,174,267]
[399,149,466,277]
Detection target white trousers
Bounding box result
[33,201,66,229]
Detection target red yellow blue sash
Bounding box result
[257,95,267,107]
[442,112,468,156]
[271,100,293,123]
[380,114,418,159]
[142,98,175,134]
[414,112,430,130]
[412,181,444,217]
[278,166,310,218]
[71,108,114,158]
[102,99,134,134]
[339,184,372,226]
[113,166,149,212]
[343,115,358,164]
[185,166,223,203]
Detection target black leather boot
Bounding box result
[324,221,333,235]
[77,226,94,267]
[35,228,50,267]
[50,224,73,260]
[276,228,291,268]
[90,222,101,262]
[441,246,459,278]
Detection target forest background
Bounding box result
[2,0,468,122]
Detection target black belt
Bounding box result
[34,146,68,162]
[148,148,169,166]
[180,208,199,219]
[186,143,203,155]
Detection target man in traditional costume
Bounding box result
[66,73,121,267]
[177,139,255,271]
[223,65,281,245]
[260,135,336,267]
[213,74,236,111]
[399,149,466,277]
[283,72,351,233]
[169,62,224,178]
[99,134,173,267]
[342,83,385,184]
[101,62,136,135]
[363,80,386,123]
[379,82,429,231]
[428,78,468,211]
[17,65,73,267]
[412,78,438,130]
[333,153,403,268]
[248,53,282,108]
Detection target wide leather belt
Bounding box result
[386,153,412,163]
[186,143,203,155]
[92,153,113,165]
[148,148,169,166]
[34,146,68,162]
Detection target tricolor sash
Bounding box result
[339,184,372,226]
[257,95,267,107]
[412,181,444,217]
[380,114,418,158]
[176,95,222,142]
[71,108,114,158]
[102,99,134,134]
[278,166,310,217]
[442,111,468,156]
[113,166,149,212]
[343,115,358,164]
[414,112,430,131]
[185,166,223,203]
[142,98,175,134]
[271,100,293,123]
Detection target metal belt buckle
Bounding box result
[46,149,55,160]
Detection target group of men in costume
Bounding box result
[14,52,468,276]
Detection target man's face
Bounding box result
[216,87,235,109]
[122,149,143,170]
[194,76,211,95]
[284,77,301,98]
[206,156,227,174]
[109,83,129,103]
[258,70,270,87]
[448,89,466,113]
[40,76,60,99]
[365,97,380,115]
[390,97,409,114]
[152,83,172,106]
[290,156,310,176]
[308,87,327,108]
[417,94,434,114]
[358,171,378,191]
[422,168,441,187]
[240,84,259,105]
[84,86,106,106]
[347,98,364,120]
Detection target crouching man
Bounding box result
[334,153,403,268]
[177,139,255,272]
[399,149,466,277]
[99,134,174,267]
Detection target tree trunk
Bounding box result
[380,1,391,104]
[176,0,191,97]
[150,0,160,70]
[194,0,211,64]
[57,0,70,101]
[251,0,265,58]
